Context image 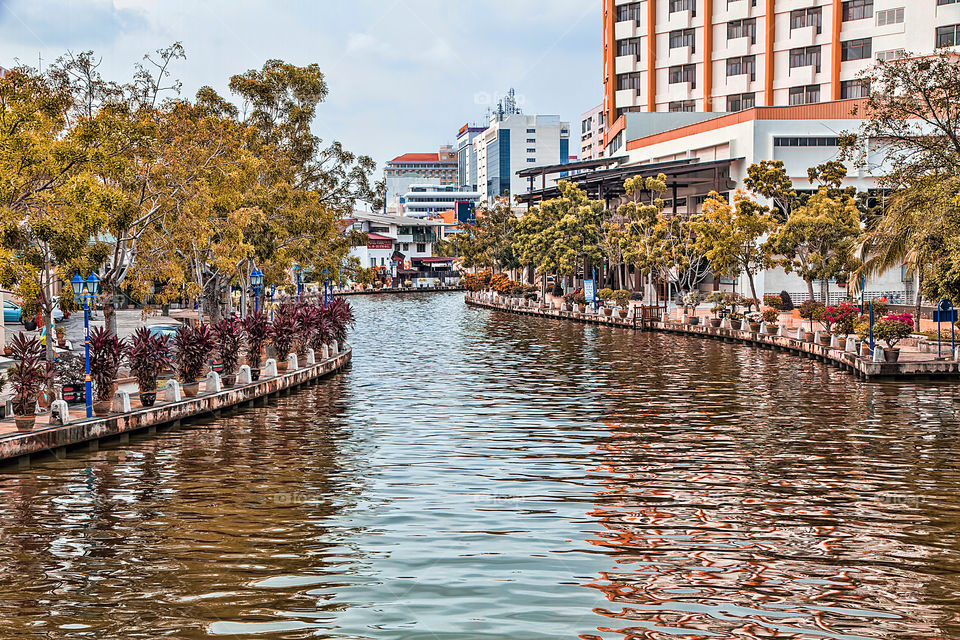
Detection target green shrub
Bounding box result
[612,289,631,308]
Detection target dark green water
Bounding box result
[2,292,960,639]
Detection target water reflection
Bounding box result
[0,293,958,639]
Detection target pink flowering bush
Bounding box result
[875,313,914,348]
[824,301,860,335]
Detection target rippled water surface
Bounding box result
[3,292,960,639]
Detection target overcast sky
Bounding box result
[0,0,600,174]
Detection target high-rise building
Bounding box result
[456,124,486,191]
[472,91,571,204]
[384,147,458,213]
[602,0,948,155]
[580,104,607,161]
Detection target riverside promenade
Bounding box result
[0,344,351,469]
[466,292,960,381]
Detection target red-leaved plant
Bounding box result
[8,332,44,415]
[211,318,244,377]
[89,327,126,403]
[242,311,269,368]
[127,327,172,394]
[174,324,214,384]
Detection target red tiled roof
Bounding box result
[391,153,440,162]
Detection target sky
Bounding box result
[0,0,600,174]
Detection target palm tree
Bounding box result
[853,175,959,319]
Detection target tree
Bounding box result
[0,66,118,359]
[692,191,777,309]
[744,160,798,221]
[515,181,604,293]
[457,198,518,273]
[766,190,862,301]
[844,52,960,315]
[619,174,668,297]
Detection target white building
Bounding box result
[474,112,572,204]
[457,124,486,191]
[580,104,607,161]
[345,212,457,286]
[401,184,481,218]
[383,148,458,214]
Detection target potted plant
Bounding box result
[728,311,744,331]
[127,327,172,407]
[762,294,782,311]
[746,311,763,333]
[706,292,726,328]
[855,319,873,356]
[211,318,243,387]
[269,311,298,372]
[683,291,704,324]
[798,300,822,341]
[824,301,859,338]
[613,289,631,318]
[573,291,586,313]
[327,297,355,348]
[55,325,67,347]
[89,326,125,415]
[243,311,269,380]
[875,313,914,362]
[173,323,214,397]
[598,288,614,316]
[8,333,44,431]
[762,308,780,334]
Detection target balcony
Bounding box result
[664,9,694,31]
[788,64,821,86]
[725,36,752,59]
[411,232,437,243]
[616,54,641,75]
[614,19,641,40]
[666,45,694,66]
[718,0,756,21]
[723,73,754,95]
[666,80,696,102]
[616,88,641,109]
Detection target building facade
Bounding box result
[384,147,458,213]
[400,184,482,218]
[456,124,486,191]
[581,104,607,160]
[474,112,572,204]
[345,212,457,286]
[602,0,955,155]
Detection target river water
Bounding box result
[2,292,960,639]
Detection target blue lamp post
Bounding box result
[71,273,100,419]
[322,267,329,307]
[295,266,304,301]
[250,268,264,313]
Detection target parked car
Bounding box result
[3,299,64,324]
[147,324,180,340]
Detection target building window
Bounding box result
[773,137,840,147]
[617,72,644,91]
[840,79,871,98]
[790,7,823,34]
[669,0,696,15]
[726,55,756,80]
[726,92,755,112]
[876,7,904,26]
[668,100,696,112]
[669,64,697,88]
[617,37,643,57]
[669,29,696,52]
[789,46,822,72]
[616,2,643,22]
[937,24,960,48]
[841,38,872,61]
[727,18,757,44]
[402,243,409,252]
[370,258,376,268]
[842,0,873,21]
[788,84,821,105]
[526,128,536,133]
[876,48,906,62]
[939,0,959,4]
[526,148,536,153]
[416,243,426,253]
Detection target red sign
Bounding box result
[368,239,393,250]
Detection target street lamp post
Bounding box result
[295,266,304,301]
[71,273,100,419]
[322,268,329,307]
[251,268,264,313]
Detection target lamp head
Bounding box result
[71,273,84,299]
[85,273,100,296]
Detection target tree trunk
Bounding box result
[101,288,119,337]
[746,270,760,312]
[915,270,923,322]
[806,279,816,303]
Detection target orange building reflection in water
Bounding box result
[578,410,954,640]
